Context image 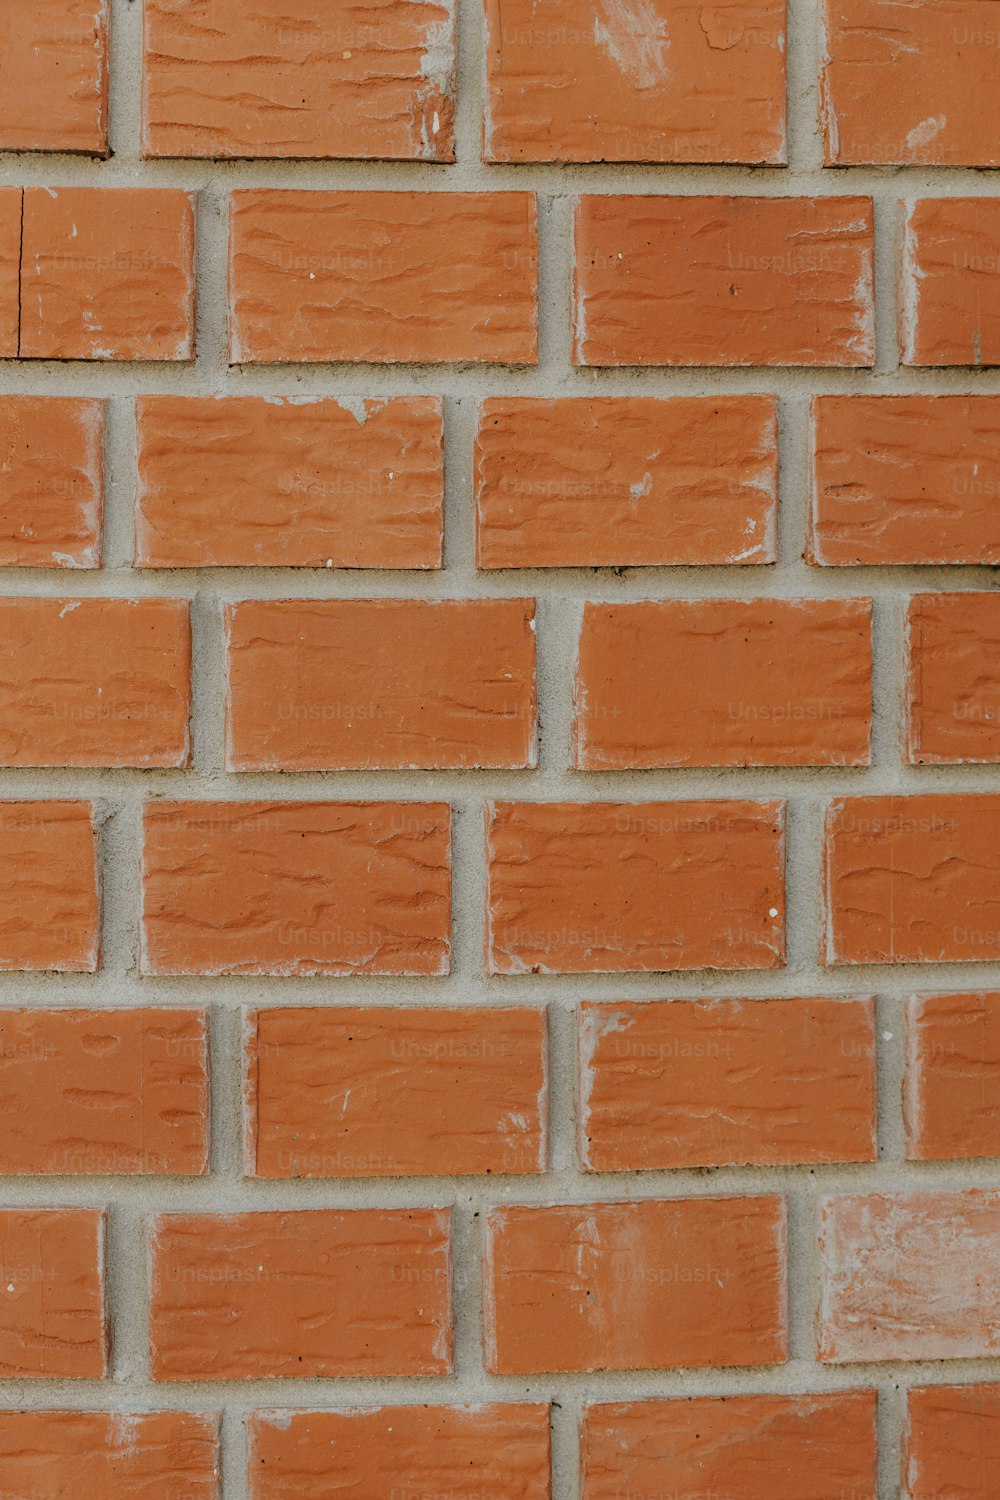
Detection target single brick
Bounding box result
[822,0,1000,166]
[574,195,875,367]
[0,189,20,357]
[0,1,108,155]
[19,188,196,361]
[246,1005,547,1178]
[901,198,1000,367]
[142,0,455,162]
[475,395,778,569]
[0,598,191,768]
[135,395,443,570]
[484,0,785,164]
[0,801,100,972]
[484,1197,787,1373]
[574,598,872,768]
[248,1404,549,1500]
[823,795,1000,965]
[0,1411,220,1498]
[582,1391,878,1500]
[809,395,1000,566]
[229,190,537,365]
[907,593,1000,763]
[0,1008,209,1176]
[819,1191,1000,1362]
[150,1209,452,1380]
[141,801,451,977]
[579,996,877,1171]
[905,992,1000,1162]
[0,397,103,568]
[487,800,785,974]
[905,1384,1000,1500]
[0,1208,107,1378]
[226,599,537,771]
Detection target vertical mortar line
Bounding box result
[452,0,485,171]
[551,1391,583,1500]
[108,0,144,161]
[784,0,825,173]
[450,1186,481,1381]
[221,1405,250,1500]
[102,395,136,572]
[871,591,908,774]
[872,186,901,379]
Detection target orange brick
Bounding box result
[0,1411,219,1500]
[136,395,443,569]
[150,1209,452,1379]
[485,0,785,164]
[574,599,872,768]
[0,1009,209,1176]
[226,599,536,770]
[475,396,778,569]
[141,801,451,977]
[143,0,455,161]
[574,195,875,367]
[901,198,1000,367]
[0,1,108,155]
[19,188,196,361]
[819,1191,1000,1361]
[487,800,785,974]
[905,992,1000,1162]
[484,1197,787,1373]
[582,1392,878,1500]
[809,395,1000,566]
[823,795,1000,965]
[246,1006,547,1177]
[249,1404,549,1500]
[907,593,1000,763]
[0,1208,107,1378]
[230,190,537,365]
[0,801,100,973]
[580,996,876,1170]
[0,598,190,767]
[0,398,103,568]
[906,1384,1000,1500]
[0,188,20,357]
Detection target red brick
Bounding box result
[229,190,537,365]
[574,598,872,768]
[475,396,778,569]
[907,592,1000,763]
[819,1191,1000,1361]
[0,1411,219,1498]
[823,795,1000,965]
[0,1,108,155]
[580,996,876,1170]
[582,1391,878,1500]
[135,395,443,570]
[485,0,785,164]
[150,1209,452,1380]
[0,801,100,973]
[905,992,1000,1162]
[0,1008,209,1176]
[0,1208,107,1378]
[0,598,190,767]
[0,397,103,568]
[484,1197,787,1373]
[574,195,875,367]
[901,197,1000,367]
[141,801,451,977]
[142,0,455,162]
[487,800,785,974]
[248,1404,549,1500]
[906,1384,1000,1500]
[809,395,1000,566]
[19,188,196,361]
[226,598,536,771]
[246,1005,547,1177]
[0,189,20,358]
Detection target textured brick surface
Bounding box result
[905,1384,1000,1500]
[0,0,108,154]
[0,1410,220,1497]
[906,592,1000,762]
[901,198,1000,367]
[0,800,100,972]
[0,1208,107,1378]
[905,992,1000,1162]
[0,397,103,568]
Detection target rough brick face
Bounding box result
[906,992,1000,1162]
[0,1,109,155]
[0,188,21,357]
[229,190,537,364]
[573,196,875,367]
[246,1005,547,1177]
[579,996,876,1170]
[0,800,100,972]
[906,592,1000,762]
[142,0,455,162]
[0,1208,107,1378]
[901,197,1000,367]
[0,1411,220,1500]
[906,1384,1000,1500]
[0,397,103,568]
[484,0,786,164]
[226,598,536,769]
[135,395,443,569]
[484,1197,787,1373]
[149,1209,452,1379]
[487,800,785,973]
